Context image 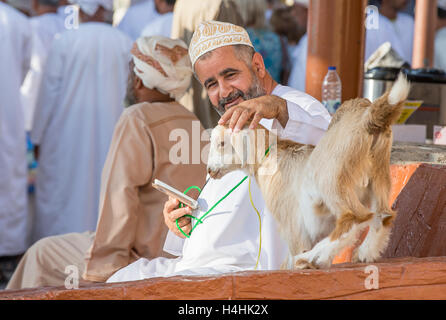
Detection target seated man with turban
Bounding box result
[106,21,332,283]
[6,36,207,289]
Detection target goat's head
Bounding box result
[207,125,276,179]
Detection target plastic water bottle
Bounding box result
[322,66,342,115]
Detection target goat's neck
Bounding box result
[252,141,310,254]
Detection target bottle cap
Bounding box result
[328,66,336,70]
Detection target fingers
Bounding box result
[169,206,192,222]
[218,107,236,126]
[164,196,179,213]
[173,224,192,239]
[249,112,263,130]
[233,109,254,133]
[163,197,194,238]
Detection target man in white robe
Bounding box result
[365,0,414,64]
[0,1,31,259]
[140,10,173,38]
[21,0,66,131]
[117,0,175,41]
[107,21,332,283]
[31,0,132,242]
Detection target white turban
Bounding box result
[67,0,113,16]
[131,36,193,101]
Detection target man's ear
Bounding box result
[134,76,144,90]
[230,129,256,166]
[251,52,267,79]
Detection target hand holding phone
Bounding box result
[152,179,199,210]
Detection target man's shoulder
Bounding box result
[0,3,29,28]
[397,12,414,24]
[123,102,201,127]
[56,23,131,48]
[272,84,321,104]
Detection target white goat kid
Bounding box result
[207,74,410,269]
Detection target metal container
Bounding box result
[363,67,446,138]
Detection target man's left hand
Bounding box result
[218,95,288,132]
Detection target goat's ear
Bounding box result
[230,129,256,166]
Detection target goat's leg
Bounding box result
[293,213,374,269]
[355,150,395,262]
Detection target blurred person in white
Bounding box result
[21,0,66,132]
[0,0,31,274]
[30,0,132,243]
[7,36,207,289]
[118,0,175,40]
[435,1,446,71]
[3,0,32,15]
[287,0,309,92]
[365,0,414,64]
[140,0,175,38]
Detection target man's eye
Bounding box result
[207,82,217,89]
[226,73,236,79]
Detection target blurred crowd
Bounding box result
[1,0,446,287]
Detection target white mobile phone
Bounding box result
[152,179,199,210]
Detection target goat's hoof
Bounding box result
[294,259,317,270]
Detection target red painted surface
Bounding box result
[1,163,445,300]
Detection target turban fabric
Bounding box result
[130,36,193,101]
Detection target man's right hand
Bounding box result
[163,196,192,239]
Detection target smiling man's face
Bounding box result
[194,45,266,116]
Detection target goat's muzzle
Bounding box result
[207,167,222,179]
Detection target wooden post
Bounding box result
[305,0,367,102]
[412,0,438,68]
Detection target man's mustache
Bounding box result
[218,90,246,111]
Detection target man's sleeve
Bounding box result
[83,113,154,282]
[268,92,332,146]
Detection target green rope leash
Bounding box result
[175,145,273,239]
[176,176,248,238]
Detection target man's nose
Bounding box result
[219,81,233,101]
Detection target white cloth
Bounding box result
[67,0,113,16]
[21,13,65,131]
[132,36,192,101]
[118,0,160,41]
[287,33,308,92]
[107,85,331,282]
[140,12,173,38]
[30,22,132,242]
[365,13,414,64]
[0,3,31,256]
[435,27,446,72]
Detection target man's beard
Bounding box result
[124,74,137,108]
[215,75,266,116]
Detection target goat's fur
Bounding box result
[207,73,410,269]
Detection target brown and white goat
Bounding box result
[207,74,410,269]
